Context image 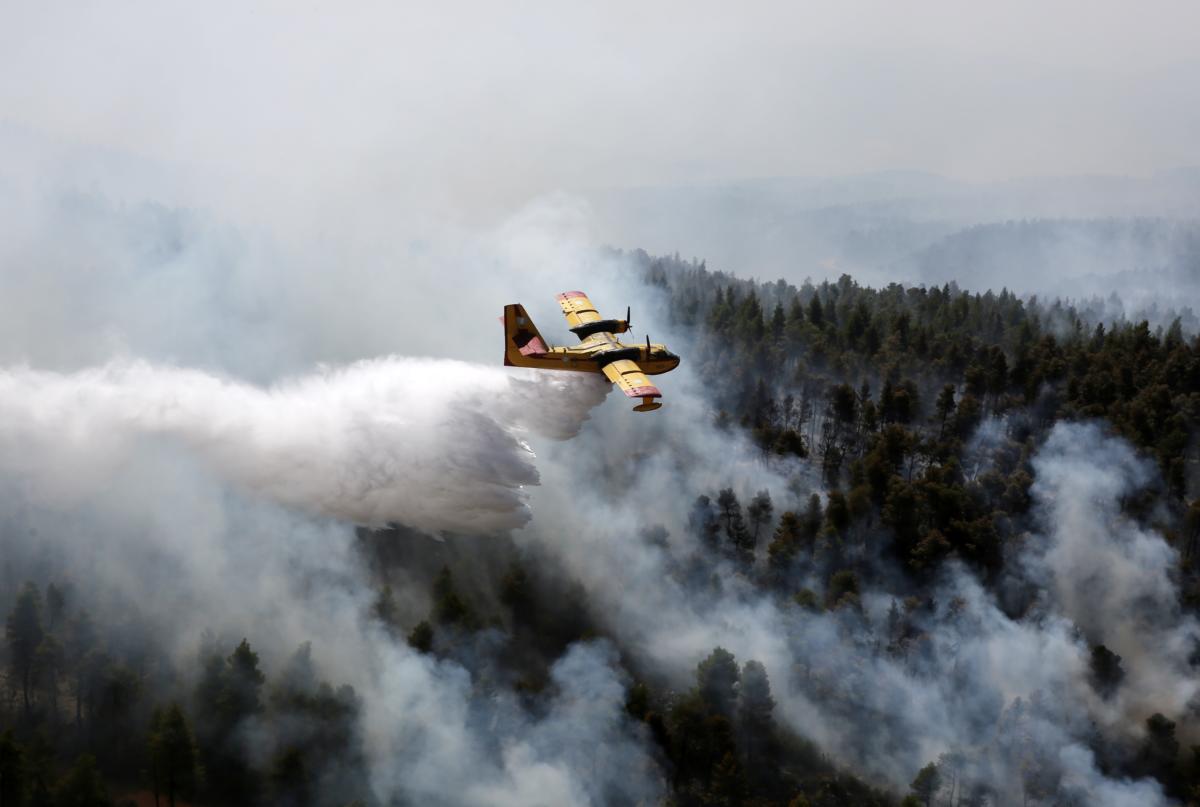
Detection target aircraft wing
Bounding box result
[602,359,662,404]
[556,290,630,341]
[556,290,603,329]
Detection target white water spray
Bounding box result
[0,357,609,532]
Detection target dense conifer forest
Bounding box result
[3,250,1200,806]
[632,250,1200,579]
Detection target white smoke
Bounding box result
[518,401,1189,803]
[367,640,663,806]
[1026,422,1200,727]
[0,357,609,532]
[0,122,673,806]
[2,83,1196,802]
[0,352,660,806]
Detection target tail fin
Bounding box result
[502,304,551,367]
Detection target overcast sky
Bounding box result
[4,0,1200,223]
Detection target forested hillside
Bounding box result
[633,249,1200,575]
[4,253,1200,806]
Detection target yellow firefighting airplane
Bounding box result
[502,291,680,411]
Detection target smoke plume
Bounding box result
[516,402,1190,803]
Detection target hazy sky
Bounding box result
[4,1,1200,221]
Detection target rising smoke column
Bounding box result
[0,356,609,533]
[1024,422,1200,726]
[517,396,1188,803]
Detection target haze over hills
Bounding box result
[585,169,1200,309]
[6,114,1199,319]
[5,3,1200,805]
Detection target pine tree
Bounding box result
[6,583,44,717]
[909,762,940,807]
[148,703,198,807]
[697,648,740,717]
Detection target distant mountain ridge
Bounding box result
[586,169,1200,306]
[897,217,1200,302]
